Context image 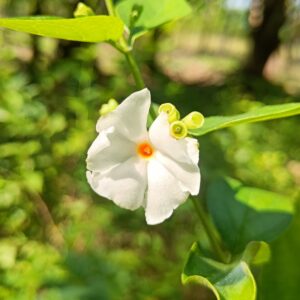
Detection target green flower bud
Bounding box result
[74,3,95,18]
[99,98,118,116]
[170,121,188,140]
[158,103,180,123]
[182,111,204,129]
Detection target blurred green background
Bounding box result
[0,0,300,299]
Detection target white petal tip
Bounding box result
[131,88,150,98]
[140,87,150,93]
[190,183,201,195]
[145,210,173,225]
[191,190,200,196]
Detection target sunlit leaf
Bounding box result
[242,241,271,266]
[182,242,256,300]
[0,16,124,42]
[207,178,294,253]
[190,102,300,136]
[116,0,191,41]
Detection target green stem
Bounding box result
[104,0,157,121]
[191,197,227,263]
[104,0,115,16]
[125,51,157,121]
[124,51,145,90]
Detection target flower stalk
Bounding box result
[104,0,156,121]
[104,0,116,17]
[124,51,145,90]
[191,196,228,263]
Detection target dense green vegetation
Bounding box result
[0,0,299,299]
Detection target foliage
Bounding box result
[0,0,299,299]
[182,242,256,300]
[116,0,191,42]
[207,177,294,253]
[191,102,300,136]
[0,16,123,42]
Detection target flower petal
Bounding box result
[96,88,151,142]
[149,113,197,164]
[87,157,147,210]
[186,137,200,165]
[154,151,200,195]
[149,113,200,195]
[86,127,135,173]
[145,158,189,225]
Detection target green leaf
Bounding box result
[207,178,294,254]
[259,203,300,299]
[190,102,300,136]
[242,241,271,266]
[182,242,256,300]
[116,0,191,41]
[0,16,124,42]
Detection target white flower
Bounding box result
[86,88,200,225]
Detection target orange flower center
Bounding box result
[137,142,154,159]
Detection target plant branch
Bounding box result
[124,51,145,90]
[31,192,65,249]
[104,0,116,16]
[191,196,228,263]
[104,0,144,89]
[104,0,157,121]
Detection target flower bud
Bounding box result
[170,121,188,139]
[99,98,118,116]
[158,103,180,123]
[74,3,95,18]
[182,112,204,129]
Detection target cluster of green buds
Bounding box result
[158,103,204,139]
[99,98,119,116]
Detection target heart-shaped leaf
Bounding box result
[207,178,294,253]
[242,241,271,266]
[116,0,191,41]
[0,16,124,42]
[182,242,256,300]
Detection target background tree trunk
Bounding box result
[244,0,286,76]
